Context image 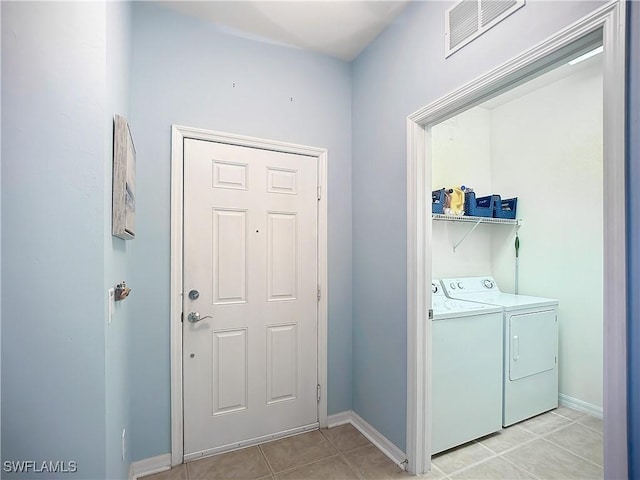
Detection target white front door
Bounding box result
[182,139,319,458]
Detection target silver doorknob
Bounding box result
[187,311,212,323]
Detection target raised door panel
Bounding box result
[212,209,248,305]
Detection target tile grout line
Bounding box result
[575,420,604,435]
[537,414,604,469]
[262,429,344,478]
[260,433,346,478]
[318,427,377,456]
[434,442,501,477]
[498,451,545,480]
[539,436,604,469]
[491,413,603,478]
[275,450,343,473]
[337,440,410,478]
[336,454,368,480]
[257,443,277,478]
[482,416,578,458]
[318,428,370,480]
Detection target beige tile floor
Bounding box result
[143,407,602,480]
[431,406,603,480]
[142,425,409,480]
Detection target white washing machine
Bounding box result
[441,276,559,427]
[431,280,503,454]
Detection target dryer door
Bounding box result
[509,309,558,381]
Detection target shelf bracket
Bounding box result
[433,214,521,252]
[453,219,483,252]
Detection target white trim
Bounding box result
[170,126,329,465]
[406,1,626,477]
[170,126,184,468]
[327,410,352,428]
[405,119,430,476]
[184,423,319,462]
[128,454,171,480]
[317,149,329,429]
[350,411,407,469]
[600,5,627,479]
[559,394,603,419]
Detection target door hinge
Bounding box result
[181,312,183,323]
[317,186,321,201]
[428,309,434,320]
[317,384,321,402]
[317,286,321,301]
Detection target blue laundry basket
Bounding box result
[464,192,495,218]
[493,196,518,219]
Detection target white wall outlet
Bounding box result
[122,428,126,461]
[108,288,115,324]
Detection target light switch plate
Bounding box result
[108,288,115,324]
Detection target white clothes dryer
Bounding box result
[431,280,503,453]
[440,276,559,427]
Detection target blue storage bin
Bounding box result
[494,196,518,219]
[464,192,495,218]
[432,188,445,214]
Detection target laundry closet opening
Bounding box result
[428,43,604,470]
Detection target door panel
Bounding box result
[212,328,248,415]
[183,139,318,457]
[267,212,298,300]
[267,324,298,404]
[213,208,248,304]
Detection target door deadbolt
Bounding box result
[188,289,200,300]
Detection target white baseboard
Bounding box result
[559,393,603,419]
[327,410,406,469]
[129,453,171,480]
[327,410,352,427]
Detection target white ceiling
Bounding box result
[160,1,411,61]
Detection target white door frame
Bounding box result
[170,126,329,466]
[406,1,626,476]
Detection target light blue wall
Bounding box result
[627,2,640,478]
[1,2,108,478]
[5,0,634,473]
[128,2,352,461]
[351,0,606,451]
[105,2,133,479]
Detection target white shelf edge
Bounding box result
[432,213,521,226]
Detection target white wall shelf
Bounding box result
[432,214,521,251]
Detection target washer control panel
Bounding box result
[432,281,444,296]
[441,276,500,295]
[446,281,466,291]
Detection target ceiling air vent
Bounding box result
[445,0,525,58]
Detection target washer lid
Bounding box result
[447,291,558,310]
[432,296,502,318]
